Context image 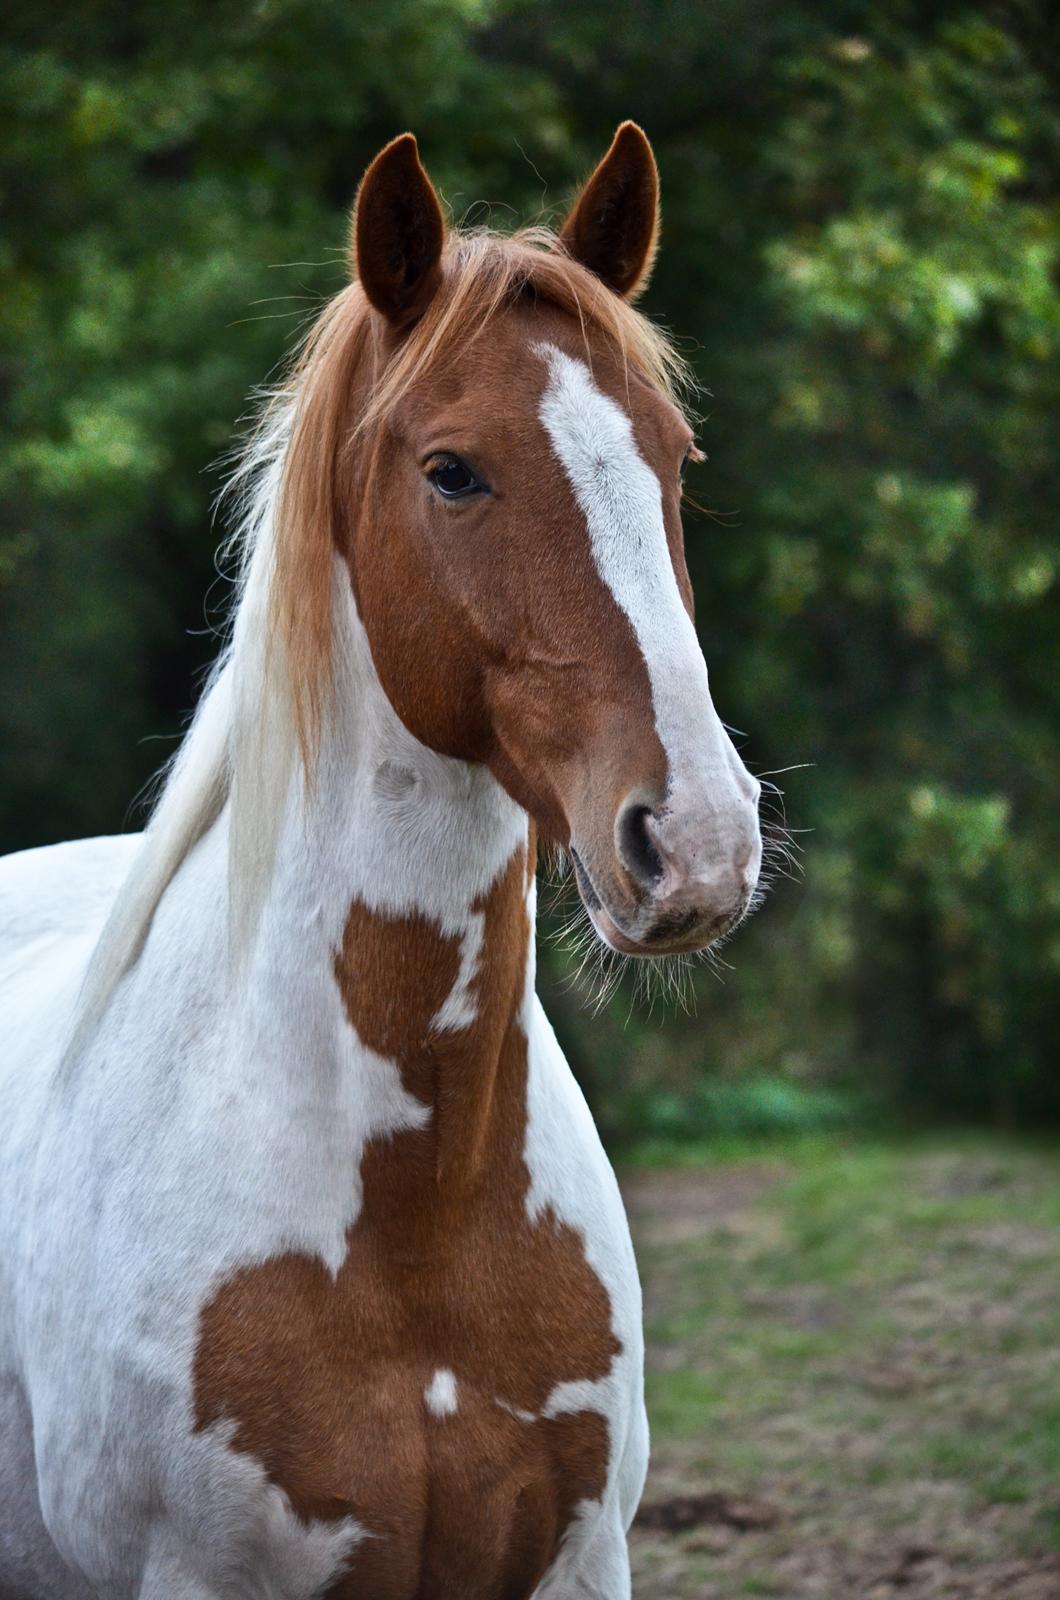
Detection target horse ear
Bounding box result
[351,134,445,327]
[559,122,660,300]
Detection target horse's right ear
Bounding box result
[351,134,445,327]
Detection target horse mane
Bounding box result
[69,225,692,1042]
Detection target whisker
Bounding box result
[751,762,815,778]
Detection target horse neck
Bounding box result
[238,567,535,1195]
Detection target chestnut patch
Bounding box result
[194,849,619,1598]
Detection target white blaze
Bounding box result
[535,343,729,793]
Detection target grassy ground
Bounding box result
[620,1136,1060,1598]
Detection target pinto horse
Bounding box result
[0,125,762,1599]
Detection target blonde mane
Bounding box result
[70,225,692,1041]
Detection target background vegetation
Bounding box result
[2,0,1057,1132]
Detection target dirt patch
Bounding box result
[865,1547,1060,1599]
[636,1489,781,1533]
[620,1162,786,1246]
[629,1515,1060,1600]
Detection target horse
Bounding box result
[0,124,762,1599]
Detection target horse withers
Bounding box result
[0,125,762,1599]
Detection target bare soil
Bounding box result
[621,1144,1060,1599]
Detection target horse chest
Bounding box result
[193,1168,620,1598]
[181,858,624,1589]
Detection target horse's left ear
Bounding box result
[559,122,660,300]
[351,133,445,327]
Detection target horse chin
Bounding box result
[584,902,656,958]
[584,900,728,959]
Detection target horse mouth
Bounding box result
[569,847,603,914]
[569,846,639,952]
[569,846,729,958]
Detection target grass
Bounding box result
[621,1134,1060,1598]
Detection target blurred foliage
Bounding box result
[1,0,1057,1127]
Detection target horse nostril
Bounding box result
[616,800,664,891]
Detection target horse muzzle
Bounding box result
[570,771,762,957]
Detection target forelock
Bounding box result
[358,226,695,435]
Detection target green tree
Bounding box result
[2,0,1056,1124]
[0,0,563,839]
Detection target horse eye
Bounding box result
[428,456,483,500]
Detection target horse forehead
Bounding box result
[527,313,687,457]
[400,309,681,464]
[533,342,684,518]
